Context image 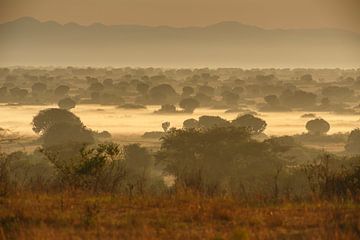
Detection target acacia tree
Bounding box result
[182,86,194,97]
[136,82,149,96]
[264,95,280,106]
[305,118,330,135]
[179,98,200,113]
[222,91,239,106]
[183,118,199,129]
[198,116,230,128]
[231,114,267,135]
[32,108,83,135]
[31,82,47,94]
[54,85,70,98]
[58,98,76,110]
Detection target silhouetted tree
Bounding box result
[42,122,94,148]
[156,104,176,113]
[54,85,70,98]
[222,91,239,106]
[182,86,194,97]
[300,74,314,83]
[0,87,7,98]
[194,93,212,106]
[58,98,76,110]
[322,86,354,101]
[103,79,113,88]
[31,82,47,94]
[232,114,267,134]
[89,82,104,92]
[198,116,230,128]
[136,82,149,95]
[279,89,317,108]
[123,144,151,171]
[149,84,177,104]
[264,95,280,106]
[32,108,83,135]
[179,98,200,113]
[183,118,200,129]
[305,118,330,135]
[198,85,215,96]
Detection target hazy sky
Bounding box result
[1,0,360,32]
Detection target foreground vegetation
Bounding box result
[0,192,359,240]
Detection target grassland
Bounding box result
[1,192,360,240]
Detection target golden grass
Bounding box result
[1,192,360,240]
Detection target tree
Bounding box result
[123,144,152,171]
[198,85,215,96]
[9,88,28,99]
[182,86,194,97]
[198,116,230,128]
[322,86,354,101]
[149,84,177,104]
[305,118,330,135]
[279,89,317,108]
[31,82,47,94]
[162,122,170,132]
[88,82,104,92]
[54,85,70,98]
[194,93,212,107]
[264,95,280,106]
[300,74,313,83]
[231,114,267,134]
[222,91,239,106]
[103,79,113,88]
[0,87,7,98]
[156,104,176,113]
[32,108,83,135]
[42,122,94,149]
[321,97,330,106]
[345,128,360,154]
[179,98,200,113]
[90,91,100,101]
[136,82,149,95]
[58,98,76,110]
[183,118,199,129]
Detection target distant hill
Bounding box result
[0,17,359,68]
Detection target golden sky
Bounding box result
[1,0,360,32]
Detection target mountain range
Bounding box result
[1,17,359,68]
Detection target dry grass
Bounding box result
[1,192,360,240]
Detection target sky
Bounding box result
[1,0,360,33]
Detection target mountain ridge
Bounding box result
[0,17,359,68]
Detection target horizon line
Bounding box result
[1,16,357,34]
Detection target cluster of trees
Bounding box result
[1,67,359,116]
[182,114,267,135]
[2,109,360,200]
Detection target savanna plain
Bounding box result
[1,67,360,239]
